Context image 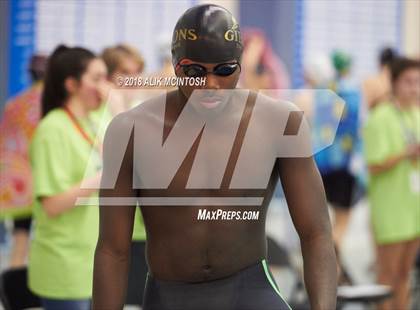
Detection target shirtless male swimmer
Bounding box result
[93,4,337,310]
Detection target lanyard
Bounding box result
[395,104,418,146]
[63,106,96,147]
[63,106,103,172]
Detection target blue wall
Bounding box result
[0,1,10,113]
[7,0,36,100]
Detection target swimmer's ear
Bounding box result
[64,77,79,95]
[174,64,184,77]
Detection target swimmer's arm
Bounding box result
[93,115,136,310]
[278,157,337,310]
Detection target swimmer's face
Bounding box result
[393,67,420,105]
[175,60,241,101]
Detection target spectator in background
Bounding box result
[101,43,148,307]
[323,50,363,249]
[102,44,145,114]
[363,57,420,310]
[320,51,363,283]
[28,45,108,310]
[300,52,362,283]
[240,29,290,90]
[297,53,335,118]
[153,33,176,83]
[0,54,47,268]
[362,47,397,110]
[102,44,144,86]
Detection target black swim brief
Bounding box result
[143,259,291,310]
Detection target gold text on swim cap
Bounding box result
[224,24,241,42]
[173,29,198,43]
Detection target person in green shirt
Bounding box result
[363,57,420,310]
[29,45,108,310]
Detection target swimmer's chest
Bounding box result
[133,112,276,190]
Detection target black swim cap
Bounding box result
[171,4,243,66]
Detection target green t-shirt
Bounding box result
[363,102,420,244]
[28,108,102,298]
[28,105,146,298]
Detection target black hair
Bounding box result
[29,69,43,82]
[41,45,96,117]
[390,57,420,85]
[379,47,397,67]
[28,55,47,82]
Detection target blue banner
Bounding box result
[8,0,36,99]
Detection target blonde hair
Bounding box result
[102,44,145,75]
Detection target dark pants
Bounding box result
[143,259,291,310]
[41,298,90,310]
[13,217,32,232]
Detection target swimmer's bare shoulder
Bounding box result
[246,90,301,117]
[244,90,309,146]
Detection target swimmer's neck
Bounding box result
[177,89,189,106]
